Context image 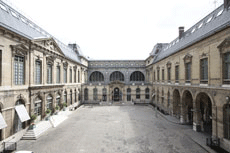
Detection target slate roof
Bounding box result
[0,0,83,64]
[151,4,230,64]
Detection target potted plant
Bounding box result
[45,109,51,120]
[29,114,37,129]
[62,102,67,111]
[55,105,60,115]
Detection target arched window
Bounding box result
[136,88,140,99]
[64,91,67,104]
[56,93,61,106]
[46,94,52,110]
[224,104,230,140]
[34,97,42,117]
[89,71,104,82]
[93,88,97,100]
[145,88,149,99]
[110,71,124,81]
[130,71,145,81]
[102,88,107,101]
[84,88,88,101]
[70,90,72,105]
[127,88,131,101]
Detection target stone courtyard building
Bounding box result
[0,0,230,152]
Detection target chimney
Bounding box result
[224,0,230,10]
[179,26,184,39]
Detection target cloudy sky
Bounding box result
[4,0,223,60]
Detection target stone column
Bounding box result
[193,100,201,132]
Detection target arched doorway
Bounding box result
[102,88,107,101]
[196,92,212,135]
[114,87,120,101]
[14,99,25,134]
[173,89,181,119]
[182,90,193,124]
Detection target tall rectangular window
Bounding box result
[168,67,171,82]
[64,68,67,83]
[175,65,179,83]
[56,66,60,83]
[14,55,24,85]
[185,62,191,83]
[35,60,41,84]
[153,71,155,81]
[74,69,76,83]
[224,52,230,84]
[162,69,164,81]
[200,58,208,84]
[69,69,72,83]
[47,64,52,84]
[157,69,160,81]
[78,70,80,83]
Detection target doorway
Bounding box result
[114,87,120,101]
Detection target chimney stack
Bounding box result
[179,27,184,39]
[224,0,230,9]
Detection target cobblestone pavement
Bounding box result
[16,105,209,153]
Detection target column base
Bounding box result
[193,122,201,132]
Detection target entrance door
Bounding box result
[114,88,120,101]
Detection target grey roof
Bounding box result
[152,4,230,64]
[0,0,82,64]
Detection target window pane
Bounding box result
[14,56,24,85]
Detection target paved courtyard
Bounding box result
[16,105,209,153]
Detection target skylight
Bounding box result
[0,3,7,12]
[20,16,27,24]
[10,9,18,18]
[217,9,223,17]
[191,28,196,33]
[198,23,203,29]
[206,16,213,23]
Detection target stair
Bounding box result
[21,120,52,140]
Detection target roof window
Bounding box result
[0,3,7,12]
[20,16,27,24]
[217,9,223,17]
[191,28,196,33]
[206,16,213,23]
[198,23,203,29]
[10,9,18,18]
[29,22,34,28]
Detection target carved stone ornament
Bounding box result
[166,61,172,68]
[157,66,160,70]
[217,37,230,54]
[63,61,68,68]
[11,44,29,57]
[183,53,193,63]
[73,65,77,70]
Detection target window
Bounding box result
[157,69,160,81]
[175,65,179,83]
[168,67,171,82]
[200,58,208,83]
[136,88,140,99]
[224,104,230,140]
[162,69,164,81]
[56,66,60,83]
[47,63,52,84]
[56,94,61,106]
[78,70,80,83]
[153,71,155,81]
[127,88,131,101]
[35,60,41,84]
[93,88,97,100]
[89,71,104,82]
[64,68,67,83]
[70,90,72,105]
[130,71,145,81]
[74,69,76,83]
[75,89,77,102]
[46,95,52,110]
[34,97,42,116]
[145,88,149,99]
[110,71,124,81]
[102,88,107,101]
[223,52,230,84]
[14,55,25,85]
[185,62,191,83]
[64,91,67,104]
[69,69,72,83]
[84,88,88,101]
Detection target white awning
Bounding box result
[0,113,7,129]
[15,105,30,122]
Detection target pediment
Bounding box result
[33,37,65,56]
[11,43,29,56]
[218,37,230,53]
[183,53,193,63]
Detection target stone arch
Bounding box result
[173,89,181,118]
[130,71,145,81]
[195,92,212,135]
[194,91,215,106]
[89,71,104,82]
[181,90,193,124]
[110,71,124,82]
